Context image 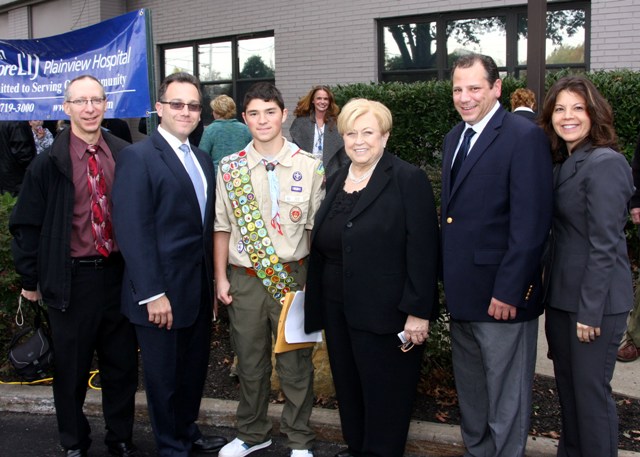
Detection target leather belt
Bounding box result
[71,252,123,269]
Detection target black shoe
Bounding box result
[335,449,354,457]
[192,435,228,453]
[65,450,87,457]
[107,441,139,457]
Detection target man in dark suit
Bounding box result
[440,54,553,457]
[112,72,226,457]
[11,75,138,457]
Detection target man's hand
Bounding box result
[216,276,233,306]
[147,295,173,329]
[21,289,41,302]
[631,207,640,225]
[488,297,517,320]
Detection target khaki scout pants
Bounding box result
[227,260,315,450]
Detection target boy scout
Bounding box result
[214,82,325,457]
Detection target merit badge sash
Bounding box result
[220,150,297,304]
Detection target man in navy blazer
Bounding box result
[440,54,553,457]
[112,73,226,456]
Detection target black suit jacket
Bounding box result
[305,151,440,334]
[112,130,215,328]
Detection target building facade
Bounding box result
[1,0,638,126]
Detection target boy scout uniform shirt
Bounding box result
[214,138,325,267]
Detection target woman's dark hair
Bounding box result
[539,75,618,163]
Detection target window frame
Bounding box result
[377,1,590,82]
[159,31,275,124]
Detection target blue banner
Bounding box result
[0,9,150,121]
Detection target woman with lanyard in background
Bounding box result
[289,85,348,177]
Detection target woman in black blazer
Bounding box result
[539,76,633,457]
[305,99,439,457]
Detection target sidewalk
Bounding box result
[0,316,638,456]
[537,313,640,398]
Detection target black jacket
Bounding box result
[305,152,440,334]
[10,128,129,310]
[0,121,36,195]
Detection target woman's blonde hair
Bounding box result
[210,95,237,119]
[337,98,392,135]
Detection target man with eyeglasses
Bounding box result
[10,75,139,457]
[112,72,227,456]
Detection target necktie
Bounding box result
[450,127,476,190]
[179,144,206,222]
[86,145,113,257]
[264,160,283,235]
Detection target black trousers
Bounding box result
[47,256,138,451]
[322,297,424,457]
[135,266,213,457]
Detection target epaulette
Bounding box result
[295,149,317,160]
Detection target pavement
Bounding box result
[0,313,638,456]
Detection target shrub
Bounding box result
[0,193,21,363]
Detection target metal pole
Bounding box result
[527,0,547,108]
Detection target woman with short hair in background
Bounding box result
[199,94,252,174]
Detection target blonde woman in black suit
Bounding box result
[305,98,439,457]
[540,76,633,457]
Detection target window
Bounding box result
[379,2,588,82]
[160,33,274,124]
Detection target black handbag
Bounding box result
[7,296,54,381]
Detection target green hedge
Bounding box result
[333,70,640,164]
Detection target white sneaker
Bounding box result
[290,450,313,457]
[218,437,272,457]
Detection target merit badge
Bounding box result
[289,206,302,223]
[316,163,325,175]
[291,186,302,192]
[223,173,231,182]
[293,171,302,181]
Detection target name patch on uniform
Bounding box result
[284,195,305,203]
[291,186,302,192]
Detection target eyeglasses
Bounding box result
[66,97,106,107]
[399,341,415,353]
[159,101,203,112]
